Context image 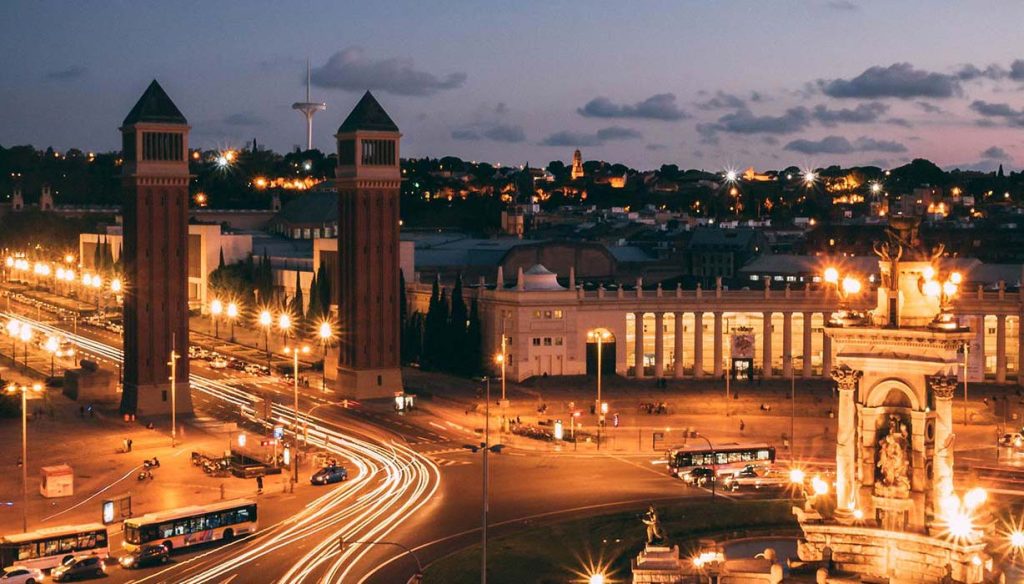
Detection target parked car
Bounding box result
[678,467,716,487]
[51,555,105,581]
[1,566,44,584]
[311,465,348,485]
[209,358,228,369]
[999,432,1024,448]
[118,544,169,569]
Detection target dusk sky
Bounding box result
[4,1,1024,171]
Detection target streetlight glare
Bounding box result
[789,468,805,485]
[841,276,861,295]
[227,302,239,318]
[1010,530,1024,548]
[319,321,333,340]
[923,279,941,298]
[823,267,839,284]
[588,574,605,584]
[279,313,292,330]
[259,310,272,326]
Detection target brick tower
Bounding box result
[119,80,193,416]
[334,92,402,399]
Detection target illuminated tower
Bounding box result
[334,91,402,398]
[119,80,193,416]
[571,148,584,180]
[292,60,327,151]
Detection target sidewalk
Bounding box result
[0,390,326,541]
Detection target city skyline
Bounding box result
[4,1,1024,172]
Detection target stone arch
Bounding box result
[865,378,921,411]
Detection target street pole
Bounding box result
[482,375,490,584]
[169,334,178,447]
[500,322,507,402]
[963,341,969,427]
[596,335,602,450]
[19,387,27,532]
[725,338,731,417]
[791,356,796,468]
[293,349,300,484]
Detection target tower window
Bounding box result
[361,139,395,166]
[141,132,183,161]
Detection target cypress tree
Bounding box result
[449,273,468,371]
[316,264,330,311]
[307,272,322,321]
[423,278,442,369]
[218,247,226,269]
[437,287,450,370]
[290,271,304,322]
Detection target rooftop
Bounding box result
[122,80,187,126]
[337,91,399,134]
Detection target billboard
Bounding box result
[730,333,755,359]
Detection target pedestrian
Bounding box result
[127,438,133,452]
[740,419,745,432]
[123,438,129,453]
[79,405,85,417]
[256,475,264,494]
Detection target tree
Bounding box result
[218,247,226,270]
[306,272,322,321]
[449,273,468,371]
[465,298,483,376]
[289,271,304,326]
[316,264,330,311]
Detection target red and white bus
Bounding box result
[666,442,776,477]
[122,499,257,553]
[0,523,109,571]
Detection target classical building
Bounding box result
[333,92,403,399]
[571,148,584,180]
[119,80,193,416]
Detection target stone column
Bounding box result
[782,312,793,378]
[713,312,724,377]
[654,312,664,378]
[802,312,813,378]
[832,364,863,510]
[634,312,645,378]
[673,312,684,379]
[693,311,704,378]
[1018,312,1024,387]
[928,374,958,503]
[822,325,832,376]
[762,312,773,379]
[997,314,1007,383]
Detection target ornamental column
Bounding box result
[1018,312,1024,387]
[928,374,958,504]
[802,312,813,378]
[693,311,704,378]
[832,364,863,510]
[996,314,1007,383]
[654,312,665,378]
[713,312,724,377]
[673,312,684,379]
[762,312,773,379]
[822,324,833,376]
[634,312,645,378]
[782,312,793,378]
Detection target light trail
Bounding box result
[1,309,441,583]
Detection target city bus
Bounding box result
[0,523,109,571]
[666,442,776,478]
[122,499,257,553]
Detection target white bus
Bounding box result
[0,523,109,571]
[122,499,257,553]
[666,442,776,478]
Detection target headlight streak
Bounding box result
[2,311,441,583]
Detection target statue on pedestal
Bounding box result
[642,505,666,545]
[876,415,911,494]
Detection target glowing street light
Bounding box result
[5,382,43,532]
[226,302,239,342]
[110,278,122,294]
[44,336,59,377]
[318,320,334,392]
[283,344,311,484]
[210,299,223,338]
[259,310,273,368]
[588,574,605,584]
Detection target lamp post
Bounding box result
[226,302,239,343]
[278,313,292,346]
[461,376,502,584]
[7,318,20,362]
[259,310,272,369]
[210,299,223,339]
[587,329,611,449]
[5,382,43,533]
[19,323,31,369]
[168,334,179,447]
[694,432,716,500]
[318,321,333,393]
[284,344,310,485]
[45,336,58,377]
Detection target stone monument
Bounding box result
[796,217,991,583]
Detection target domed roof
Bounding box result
[521,264,565,291]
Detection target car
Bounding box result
[118,544,169,569]
[723,466,789,492]
[1,566,45,584]
[51,555,105,581]
[679,467,716,487]
[999,432,1024,448]
[311,465,348,485]
[209,358,228,369]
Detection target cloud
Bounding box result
[540,126,643,147]
[969,100,1024,126]
[312,47,466,96]
[451,122,526,143]
[695,91,746,110]
[577,93,689,120]
[783,135,906,155]
[981,146,1010,160]
[494,102,509,115]
[45,65,86,81]
[954,63,1007,81]
[646,144,667,151]
[915,101,943,114]
[762,136,780,146]
[1010,60,1024,81]
[222,112,266,126]
[825,0,858,10]
[701,106,812,136]
[886,117,912,128]
[595,126,642,140]
[811,102,888,125]
[819,63,960,99]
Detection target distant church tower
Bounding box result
[119,80,193,416]
[11,185,23,212]
[334,92,403,398]
[39,184,53,211]
[571,148,584,180]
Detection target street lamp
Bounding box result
[284,345,310,485]
[278,313,292,345]
[210,299,223,339]
[259,310,273,368]
[5,382,43,533]
[823,267,864,326]
[464,376,504,584]
[18,322,32,369]
[7,318,20,358]
[587,329,612,450]
[45,336,59,377]
[318,320,334,393]
[226,302,239,342]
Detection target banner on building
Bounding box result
[955,315,985,382]
[730,333,755,360]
